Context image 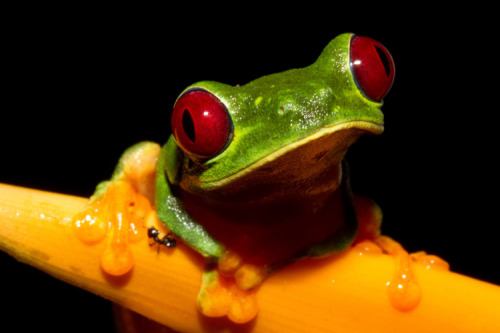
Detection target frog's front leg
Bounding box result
[197,251,267,323]
[73,142,162,276]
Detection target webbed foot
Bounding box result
[74,181,153,275]
[73,142,161,276]
[198,251,267,323]
[353,195,449,311]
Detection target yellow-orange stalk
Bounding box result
[0,183,499,332]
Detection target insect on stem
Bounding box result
[147,226,177,253]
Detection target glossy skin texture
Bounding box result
[75,33,395,323]
[156,33,392,263]
[167,34,385,186]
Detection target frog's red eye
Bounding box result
[171,89,232,158]
[350,36,395,101]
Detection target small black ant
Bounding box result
[147,226,177,253]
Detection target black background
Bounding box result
[1,5,498,333]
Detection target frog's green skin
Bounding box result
[155,33,384,267]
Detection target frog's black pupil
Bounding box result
[374,45,391,77]
[182,109,196,143]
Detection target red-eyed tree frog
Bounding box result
[74,33,408,323]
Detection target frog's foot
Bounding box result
[218,250,267,290]
[197,251,267,324]
[73,181,153,275]
[355,236,449,311]
[410,250,450,271]
[353,196,449,311]
[73,142,161,276]
[371,236,422,311]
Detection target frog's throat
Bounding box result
[205,120,383,190]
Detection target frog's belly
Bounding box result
[181,189,349,266]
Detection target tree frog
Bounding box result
[74,33,398,323]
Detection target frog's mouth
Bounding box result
[203,120,383,195]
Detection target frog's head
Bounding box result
[166,33,394,200]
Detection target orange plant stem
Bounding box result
[0,183,499,332]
